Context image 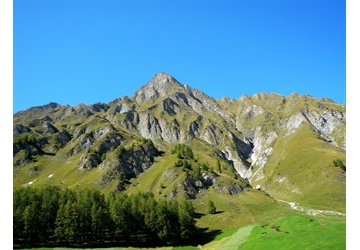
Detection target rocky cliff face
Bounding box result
[13,72,346,200]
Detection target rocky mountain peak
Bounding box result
[132,72,183,103]
[151,72,179,84]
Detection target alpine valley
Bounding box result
[13,72,346,249]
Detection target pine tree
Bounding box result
[23,203,40,243]
[178,200,196,242]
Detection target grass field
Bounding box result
[17,213,345,250]
[202,213,346,250]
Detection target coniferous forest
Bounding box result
[13,186,198,248]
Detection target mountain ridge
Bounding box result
[13,72,345,211]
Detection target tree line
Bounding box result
[14,186,197,248]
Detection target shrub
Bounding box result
[172,144,194,160]
[174,159,183,168]
[207,200,216,214]
[116,145,126,158]
[260,222,268,228]
[216,159,222,173]
[332,159,346,171]
[118,172,124,181]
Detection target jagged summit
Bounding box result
[150,72,180,84]
[132,72,183,103]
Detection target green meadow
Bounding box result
[18,213,345,250]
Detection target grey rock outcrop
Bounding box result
[99,142,161,185]
[215,184,244,195]
[302,109,346,149]
[137,113,163,140]
[13,124,31,135]
[41,122,59,135]
[77,152,102,170]
[69,134,94,155]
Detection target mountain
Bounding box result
[13,72,346,242]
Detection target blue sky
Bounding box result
[13,0,346,113]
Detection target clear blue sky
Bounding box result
[13,0,346,113]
